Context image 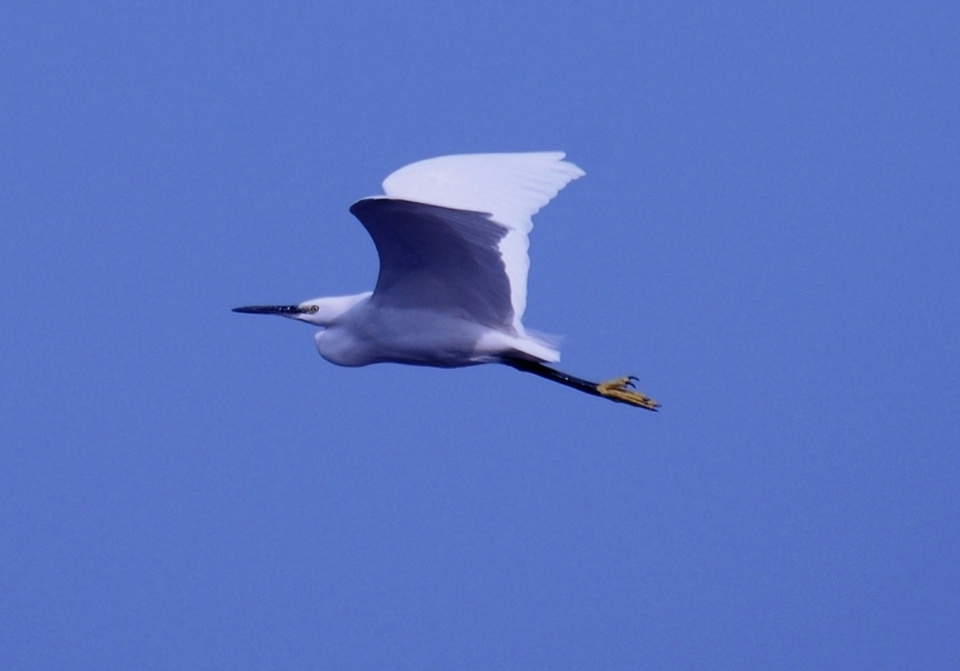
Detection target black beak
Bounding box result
[232,305,307,316]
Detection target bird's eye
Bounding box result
[308,305,319,313]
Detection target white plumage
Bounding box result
[233,152,660,410]
[380,152,584,335]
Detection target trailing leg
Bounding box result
[503,358,660,410]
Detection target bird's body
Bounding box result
[314,300,519,368]
[234,152,659,409]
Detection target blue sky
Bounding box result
[2,2,958,668]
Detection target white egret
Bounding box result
[234,152,659,409]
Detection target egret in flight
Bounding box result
[234,152,659,410]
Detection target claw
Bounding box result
[597,377,660,411]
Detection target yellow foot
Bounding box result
[597,376,661,411]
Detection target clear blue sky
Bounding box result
[2,2,958,668]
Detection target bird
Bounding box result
[233,152,659,410]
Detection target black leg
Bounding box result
[503,358,660,410]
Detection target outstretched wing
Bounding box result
[350,152,583,333]
[350,198,514,329]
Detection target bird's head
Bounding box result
[232,292,371,327]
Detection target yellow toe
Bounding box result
[597,377,661,410]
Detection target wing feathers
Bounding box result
[371,152,583,330]
[350,199,515,330]
[381,152,584,233]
